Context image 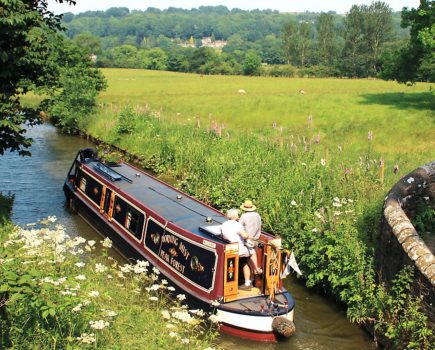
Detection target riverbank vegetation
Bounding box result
[0,217,218,349]
[68,69,434,348]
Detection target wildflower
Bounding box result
[72,304,82,312]
[209,314,220,323]
[204,348,216,350]
[172,310,195,324]
[166,324,176,329]
[332,202,342,207]
[167,286,176,292]
[75,262,85,268]
[161,310,171,319]
[77,333,96,344]
[101,237,112,248]
[149,296,158,301]
[150,284,160,291]
[88,240,96,247]
[320,159,326,166]
[161,279,168,285]
[95,263,108,273]
[120,264,133,273]
[316,131,321,144]
[169,331,178,338]
[272,121,277,128]
[177,294,186,301]
[311,228,318,232]
[181,338,190,344]
[290,200,297,206]
[211,300,220,307]
[133,264,146,274]
[367,130,373,141]
[89,320,109,330]
[102,309,117,317]
[88,290,100,298]
[152,267,160,275]
[308,114,312,125]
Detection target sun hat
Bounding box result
[240,200,256,212]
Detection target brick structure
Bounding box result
[377,161,435,328]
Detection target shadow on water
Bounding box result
[359,92,435,114]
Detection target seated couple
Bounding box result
[221,208,262,291]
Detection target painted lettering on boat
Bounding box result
[144,218,217,291]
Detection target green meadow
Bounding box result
[92,68,434,168]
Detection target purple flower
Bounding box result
[316,131,321,144]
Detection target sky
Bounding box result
[47,0,420,15]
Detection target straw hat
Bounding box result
[240,200,256,211]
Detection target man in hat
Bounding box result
[239,199,262,247]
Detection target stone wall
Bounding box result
[377,161,435,327]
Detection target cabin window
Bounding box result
[85,176,103,205]
[125,209,143,240]
[79,177,87,192]
[113,196,144,240]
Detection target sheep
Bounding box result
[299,89,305,95]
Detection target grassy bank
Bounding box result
[0,218,218,349]
[76,69,433,348]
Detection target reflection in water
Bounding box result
[0,124,375,349]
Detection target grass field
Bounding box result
[92,69,434,168]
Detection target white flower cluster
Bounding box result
[76,332,96,344]
[89,319,110,330]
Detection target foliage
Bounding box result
[243,51,262,76]
[58,4,421,80]
[0,219,218,349]
[116,107,137,135]
[39,39,107,133]
[0,0,76,156]
[383,0,435,83]
[412,200,435,236]
[0,193,14,224]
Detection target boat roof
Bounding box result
[84,160,228,243]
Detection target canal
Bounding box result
[0,123,375,349]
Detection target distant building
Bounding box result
[177,36,227,49]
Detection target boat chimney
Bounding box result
[176,195,182,200]
[205,216,213,223]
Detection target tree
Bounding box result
[315,13,339,66]
[0,0,76,156]
[42,39,107,133]
[387,0,434,83]
[365,2,393,75]
[73,32,102,56]
[281,21,312,67]
[341,5,369,77]
[243,50,262,76]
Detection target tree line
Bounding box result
[63,2,433,82]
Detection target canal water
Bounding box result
[0,124,375,349]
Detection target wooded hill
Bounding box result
[60,3,433,81]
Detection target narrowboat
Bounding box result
[63,148,296,341]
